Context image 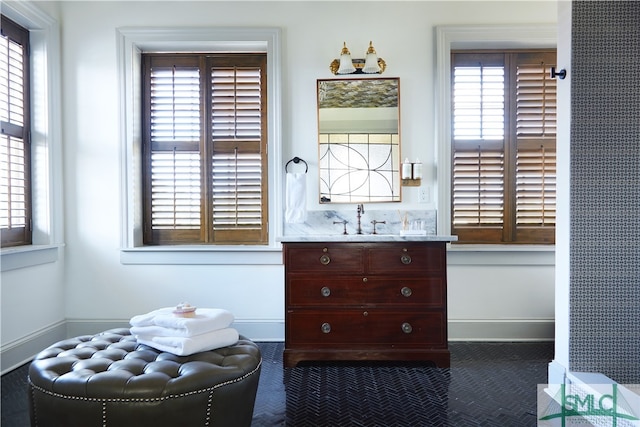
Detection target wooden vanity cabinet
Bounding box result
[283,241,450,367]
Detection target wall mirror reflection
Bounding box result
[318,78,401,203]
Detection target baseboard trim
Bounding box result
[1,321,66,374]
[448,319,554,341]
[65,320,131,338]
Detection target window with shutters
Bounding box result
[451,50,556,244]
[1,16,31,247]
[142,53,268,245]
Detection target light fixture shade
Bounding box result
[362,41,381,74]
[337,42,356,74]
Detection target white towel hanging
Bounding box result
[285,172,307,223]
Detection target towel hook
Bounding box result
[286,156,308,173]
[550,67,567,80]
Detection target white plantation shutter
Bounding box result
[143,54,267,245]
[1,16,31,247]
[451,50,556,244]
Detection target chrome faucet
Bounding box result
[333,219,348,235]
[356,204,365,234]
[371,220,386,234]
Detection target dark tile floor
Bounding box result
[2,341,553,426]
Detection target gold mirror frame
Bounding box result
[317,77,401,203]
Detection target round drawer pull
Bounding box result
[362,277,368,283]
[401,286,413,297]
[400,254,412,265]
[321,286,331,297]
[320,254,331,265]
[321,322,331,333]
[401,322,413,334]
[363,311,368,317]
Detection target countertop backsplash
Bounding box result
[284,209,436,236]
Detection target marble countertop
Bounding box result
[278,234,458,243]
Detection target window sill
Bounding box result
[447,244,555,266]
[1,244,63,272]
[120,244,283,265]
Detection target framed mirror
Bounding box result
[318,77,401,203]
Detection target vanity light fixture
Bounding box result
[330,41,386,75]
[336,42,356,74]
[362,41,382,73]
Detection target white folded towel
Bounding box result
[136,327,240,356]
[130,307,234,337]
[285,172,307,223]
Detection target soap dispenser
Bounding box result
[412,158,423,180]
[402,158,412,179]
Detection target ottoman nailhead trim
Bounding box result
[205,390,214,426]
[29,359,261,427]
[30,386,39,427]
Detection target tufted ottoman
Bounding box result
[28,328,261,427]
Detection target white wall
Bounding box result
[1,1,557,371]
[448,251,555,340]
[1,0,67,373]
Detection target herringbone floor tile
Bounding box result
[252,342,552,426]
[2,341,552,426]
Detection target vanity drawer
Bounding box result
[287,277,367,306]
[287,276,444,308]
[287,309,446,347]
[284,244,365,274]
[367,243,444,274]
[363,277,444,307]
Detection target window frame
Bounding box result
[141,52,269,245]
[1,15,32,247]
[117,27,282,265]
[435,25,557,248]
[0,3,63,272]
[450,48,557,245]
